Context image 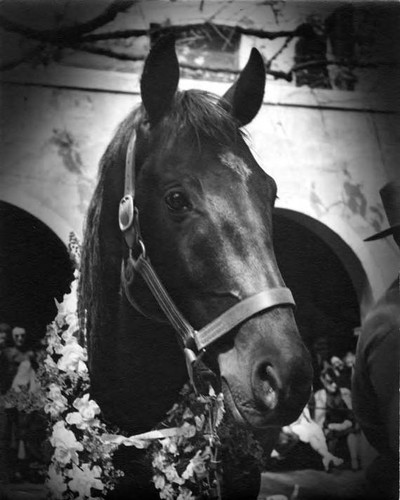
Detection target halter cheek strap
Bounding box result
[119,131,296,387]
[121,249,295,353]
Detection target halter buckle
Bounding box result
[119,194,135,232]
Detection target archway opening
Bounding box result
[273,211,360,388]
[0,201,74,344]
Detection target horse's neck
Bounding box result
[93,301,188,434]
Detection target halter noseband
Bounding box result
[119,131,295,386]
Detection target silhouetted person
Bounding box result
[0,322,11,483]
[0,322,11,394]
[353,180,400,499]
[315,366,360,470]
[4,326,35,482]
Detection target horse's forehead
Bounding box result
[218,150,252,181]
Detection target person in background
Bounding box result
[330,355,344,382]
[314,366,360,470]
[4,326,35,482]
[281,403,344,471]
[340,351,355,390]
[0,322,12,393]
[0,322,12,484]
[4,326,34,387]
[352,180,400,500]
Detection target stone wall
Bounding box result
[1,64,398,315]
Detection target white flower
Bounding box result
[66,394,100,429]
[153,473,166,490]
[57,339,88,373]
[180,422,196,439]
[177,487,195,500]
[44,354,58,369]
[44,383,68,418]
[152,452,166,471]
[164,465,184,485]
[161,437,178,456]
[46,325,63,355]
[182,450,208,480]
[67,463,104,498]
[159,483,175,500]
[62,315,79,340]
[56,282,78,318]
[74,393,100,420]
[50,421,83,465]
[46,463,68,499]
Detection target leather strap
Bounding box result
[119,129,296,388]
[193,288,295,350]
[122,252,195,349]
[122,251,295,352]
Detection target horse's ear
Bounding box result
[140,34,180,126]
[220,48,265,126]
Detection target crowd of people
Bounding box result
[0,323,47,484]
[0,323,364,485]
[269,350,361,473]
[270,179,399,500]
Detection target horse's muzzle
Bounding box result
[251,351,313,427]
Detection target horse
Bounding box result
[79,35,313,499]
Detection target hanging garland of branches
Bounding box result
[0,0,390,84]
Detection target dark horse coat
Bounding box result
[79,35,312,499]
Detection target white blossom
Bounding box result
[67,463,104,498]
[45,383,68,418]
[177,487,195,500]
[50,421,83,465]
[57,339,88,373]
[65,393,101,430]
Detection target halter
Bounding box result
[119,131,296,387]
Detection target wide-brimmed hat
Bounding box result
[364,180,400,241]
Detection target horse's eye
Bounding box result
[165,191,192,213]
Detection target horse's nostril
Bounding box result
[258,363,281,389]
[254,363,280,410]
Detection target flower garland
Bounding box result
[42,255,125,499]
[7,233,265,500]
[148,384,225,500]
[44,233,230,500]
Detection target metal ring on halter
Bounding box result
[137,238,147,259]
[128,238,147,263]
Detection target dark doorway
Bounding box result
[273,212,360,387]
[0,202,74,344]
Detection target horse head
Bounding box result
[81,36,312,435]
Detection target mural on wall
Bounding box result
[50,128,94,214]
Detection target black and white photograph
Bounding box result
[0,1,399,499]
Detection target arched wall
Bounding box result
[0,201,73,334]
[0,186,75,247]
[275,208,373,317]
[246,99,399,307]
[1,65,398,309]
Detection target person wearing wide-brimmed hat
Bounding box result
[352,180,400,499]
